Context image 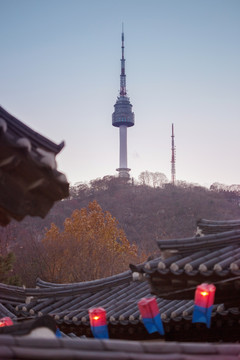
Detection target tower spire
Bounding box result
[171,123,176,185]
[120,23,126,96]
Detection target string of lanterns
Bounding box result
[0,283,216,339]
[87,282,216,339]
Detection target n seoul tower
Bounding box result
[112,26,135,178]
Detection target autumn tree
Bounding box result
[41,200,143,283]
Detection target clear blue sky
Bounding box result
[1,0,240,187]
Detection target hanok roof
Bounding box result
[15,271,153,330]
[131,230,240,276]
[197,218,240,235]
[0,105,69,225]
[1,219,240,342]
[0,270,239,342]
[2,336,240,360]
[130,230,240,304]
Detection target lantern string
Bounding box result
[151,275,240,298]
[9,276,240,323]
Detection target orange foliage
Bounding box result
[41,201,142,283]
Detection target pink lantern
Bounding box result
[88,307,109,339]
[192,283,216,328]
[0,317,13,327]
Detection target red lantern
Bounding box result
[192,283,216,328]
[0,317,13,327]
[88,307,109,339]
[194,283,216,308]
[138,297,164,335]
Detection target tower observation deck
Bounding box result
[112,28,135,178]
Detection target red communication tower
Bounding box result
[171,123,176,185]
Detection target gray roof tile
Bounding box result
[0,273,229,327]
[1,336,240,359]
[0,303,17,320]
[132,232,240,277]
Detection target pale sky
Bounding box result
[1,0,240,187]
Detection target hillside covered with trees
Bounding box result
[1,172,240,286]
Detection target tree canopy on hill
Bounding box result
[1,173,240,285]
[67,175,240,252]
[7,174,240,252]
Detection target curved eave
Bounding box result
[0,105,64,155]
[197,218,240,235]
[0,105,69,225]
[35,270,132,293]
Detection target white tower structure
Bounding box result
[112,27,135,178]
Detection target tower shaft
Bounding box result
[117,125,129,177]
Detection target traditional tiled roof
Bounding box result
[130,230,240,305]
[15,271,154,327]
[131,231,240,276]
[14,291,230,333]
[0,105,69,225]
[197,218,240,235]
[0,303,17,321]
[156,229,240,255]
[0,273,191,327]
[0,269,240,341]
[0,271,233,333]
[2,336,240,360]
[0,282,28,304]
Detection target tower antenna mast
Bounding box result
[120,23,126,96]
[171,123,176,185]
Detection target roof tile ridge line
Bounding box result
[200,223,240,228]
[179,238,240,250]
[198,218,240,225]
[0,105,64,154]
[180,237,240,247]
[157,230,240,245]
[156,233,240,249]
[0,283,26,294]
[30,271,133,293]
[39,270,131,287]
[157,235,198,244]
